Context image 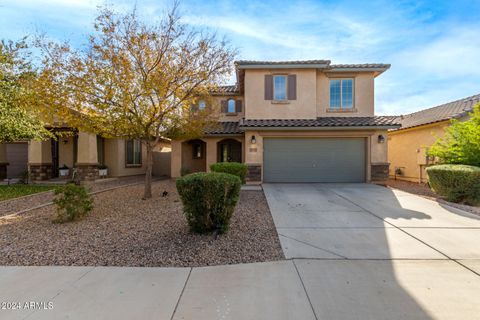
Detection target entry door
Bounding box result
[263,137,366,183]
[219,141,242,162]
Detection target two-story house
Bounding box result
[170,59,400,183]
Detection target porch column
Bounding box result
[205,139,217,172]
[0,144,8,180]
[75,131,98,181]
[28,140,53,181]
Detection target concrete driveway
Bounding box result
[262,183,480,319]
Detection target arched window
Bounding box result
[198,100,206,110]
[227,99,235,113]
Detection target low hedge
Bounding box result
[176,172,241,234]
[426,164,480,205]
[210,162,247,184]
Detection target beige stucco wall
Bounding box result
[171,136,244,177]
[104,138,148,177]
[243,130,388,182]
[28,140,52,164]
[77,132,98,164]
[59,136,74,168]
[388,122,448,183]
[244,69,318,119]
[316,71,375,117]
[153,141,171,176]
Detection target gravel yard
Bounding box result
[385,179,480,216]
[0,175,152,217]
[0,180,284,267]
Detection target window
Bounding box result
[330,78,354,109]
[227,99,235,113]
[126,140,142,166]
[273,75,287,100]
[192,143,203,159]
[198,100,206,110]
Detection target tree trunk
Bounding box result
[143,142,153,199]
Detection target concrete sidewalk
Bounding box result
[1,259,480,320]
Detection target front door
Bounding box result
[218,139,242,163]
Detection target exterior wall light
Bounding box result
[251,135,256,144]
[378,135,385,143]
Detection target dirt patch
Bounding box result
[0,180,284,267]
[385,179,480,216]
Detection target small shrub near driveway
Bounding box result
[210,162,247,184]
[426,164,480,205]
[176,172,241,234]
[53,183,93,222]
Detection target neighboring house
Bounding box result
[0,131,171,181]
[388,94,480,183]
[171,59,400,183]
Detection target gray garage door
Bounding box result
[6,143,28,178]
[264,138,366,183]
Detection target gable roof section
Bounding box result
[394,94,480,131]
[239,116,400,129]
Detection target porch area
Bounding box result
[171,137,245,177]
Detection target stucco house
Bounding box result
[0,130,171,182]
[388,94,480,183]
[171,59,400,183]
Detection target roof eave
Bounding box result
[237,63,330,70]
[239,125,401,131]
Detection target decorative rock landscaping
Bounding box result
[0,180,284,267]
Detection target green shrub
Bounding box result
[426,164,480,205]
[53,183,93,222]
[210,162,247,184]
[176,172,241,234]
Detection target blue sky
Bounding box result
[1,0,479,115]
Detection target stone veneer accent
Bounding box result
[371,163,390,181]
[29,163,53,181]
[75,164,99,181]
[0,162,8,180]
[246,164,262,182]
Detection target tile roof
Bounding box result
[211,85,239,95]
[205,121,243,135]
[395,94,480,130]
[239,116,400,128]
[236,60,331,66]
[329,64,391,69]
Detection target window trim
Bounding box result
[227,99,236,114]
[273,74,288,101]
[125,139,142,168]
[329,78,355,111]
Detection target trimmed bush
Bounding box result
[210,162,247,184]
[53,183,93,222]
[176,172,241,234]
[426,164,480,205]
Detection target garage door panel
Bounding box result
[264,138,365,183]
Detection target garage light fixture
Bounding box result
[250,135,256,144]
[377,135,385,143]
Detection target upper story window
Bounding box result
[227,99,236,113]
[273,75,287,101]
[198,100,206,110]
[126,139,142,166]
[330,79,354,109]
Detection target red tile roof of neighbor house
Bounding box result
[394,94,480,130]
